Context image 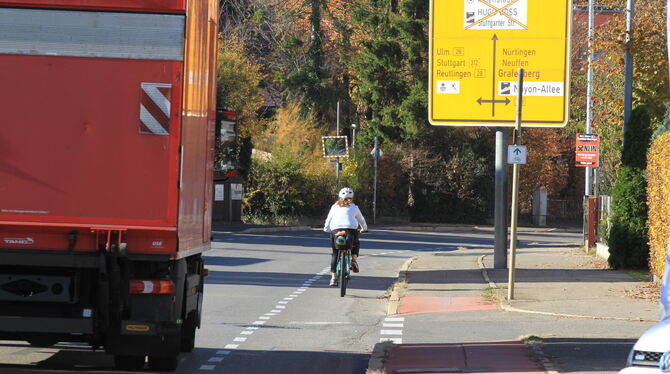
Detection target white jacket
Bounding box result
[323,203,368,232]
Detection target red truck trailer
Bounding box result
[0,0,218,370]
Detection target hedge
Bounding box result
[647,132,670,279]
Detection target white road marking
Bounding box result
[246,327,259,331]
[265,313,276,316]
[200,364,216,370]
[278,301,289,304]
[271,309,282,313]
[208,357,224,362]
[240,330,254,335]
[275,305,286,309]
[252,321,266,325]
[233,337,247,342]
[289,321,351,325]
[283,297,294,300]
[385,317,405,322]
[381,330,403,335]
[224,344,239,349]
[383,323,404,328]
[216,350,231,355]
[259,316,270,320]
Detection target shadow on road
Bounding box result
[0,343,371,374]
[540,337,636,372]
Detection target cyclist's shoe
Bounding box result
[351,260,359,273]
[329,279,338,287]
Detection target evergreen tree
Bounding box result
[349,0,428,144]
[608,105,652,269]
[283,0,331,119]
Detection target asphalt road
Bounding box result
[0,227,590,374]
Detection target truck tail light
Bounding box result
[129,280,174,295]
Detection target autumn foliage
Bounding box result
[647,132,670,278]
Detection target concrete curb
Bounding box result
[386,257,416,316]
[212,225,312,234]
[373,225,580,234]
[240,225,311,233]
[527,344,560,374]
[477,255,658,323]
[366,341,389,373]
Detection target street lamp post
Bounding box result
[351,124,357,148]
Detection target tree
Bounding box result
[608,105,652,269]
[349,0,429,144]
[216,35,266,175]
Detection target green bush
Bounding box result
[245,150,332,224]
[607,105,652,269]
[607,165,649,268]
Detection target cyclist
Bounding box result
[323,187,368,286]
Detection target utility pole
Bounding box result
[585,0,595,196]
[623,0,634,137]
[335,101,340,191]
[372,137,380,225]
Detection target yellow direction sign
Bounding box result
[429,0,572,127]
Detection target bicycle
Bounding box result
[334,229,353,297]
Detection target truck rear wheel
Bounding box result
[180,311,197,352]
[114,355,145,370]
[26,336,59,348]
[148,354,178,372]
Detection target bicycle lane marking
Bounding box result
[198,269,328,371]
[199,249,413,371]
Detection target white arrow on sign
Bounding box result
[370,148,383,160]
[507,145,527,165]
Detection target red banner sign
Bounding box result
[575,134,599,167]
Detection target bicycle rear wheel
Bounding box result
[339,252,348,297]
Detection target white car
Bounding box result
[619,318,670,373]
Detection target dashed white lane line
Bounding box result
[202,271,326,371]
[385,317,405,322]
[383,323,404,327]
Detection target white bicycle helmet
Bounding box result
[338,187,354,199]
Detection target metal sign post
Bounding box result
[371,137,382,225]
[508,68,525,301]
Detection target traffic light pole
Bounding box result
[508,69,524,301]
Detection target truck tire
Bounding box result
[148,354,178,372]
[180,311,197,352]
[26,336,59,348]
[114,355,145,370]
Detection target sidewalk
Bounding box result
[369,242,660,374]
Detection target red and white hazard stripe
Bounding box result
[140,83,172,136]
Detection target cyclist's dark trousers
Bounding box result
[330,229,360,273]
